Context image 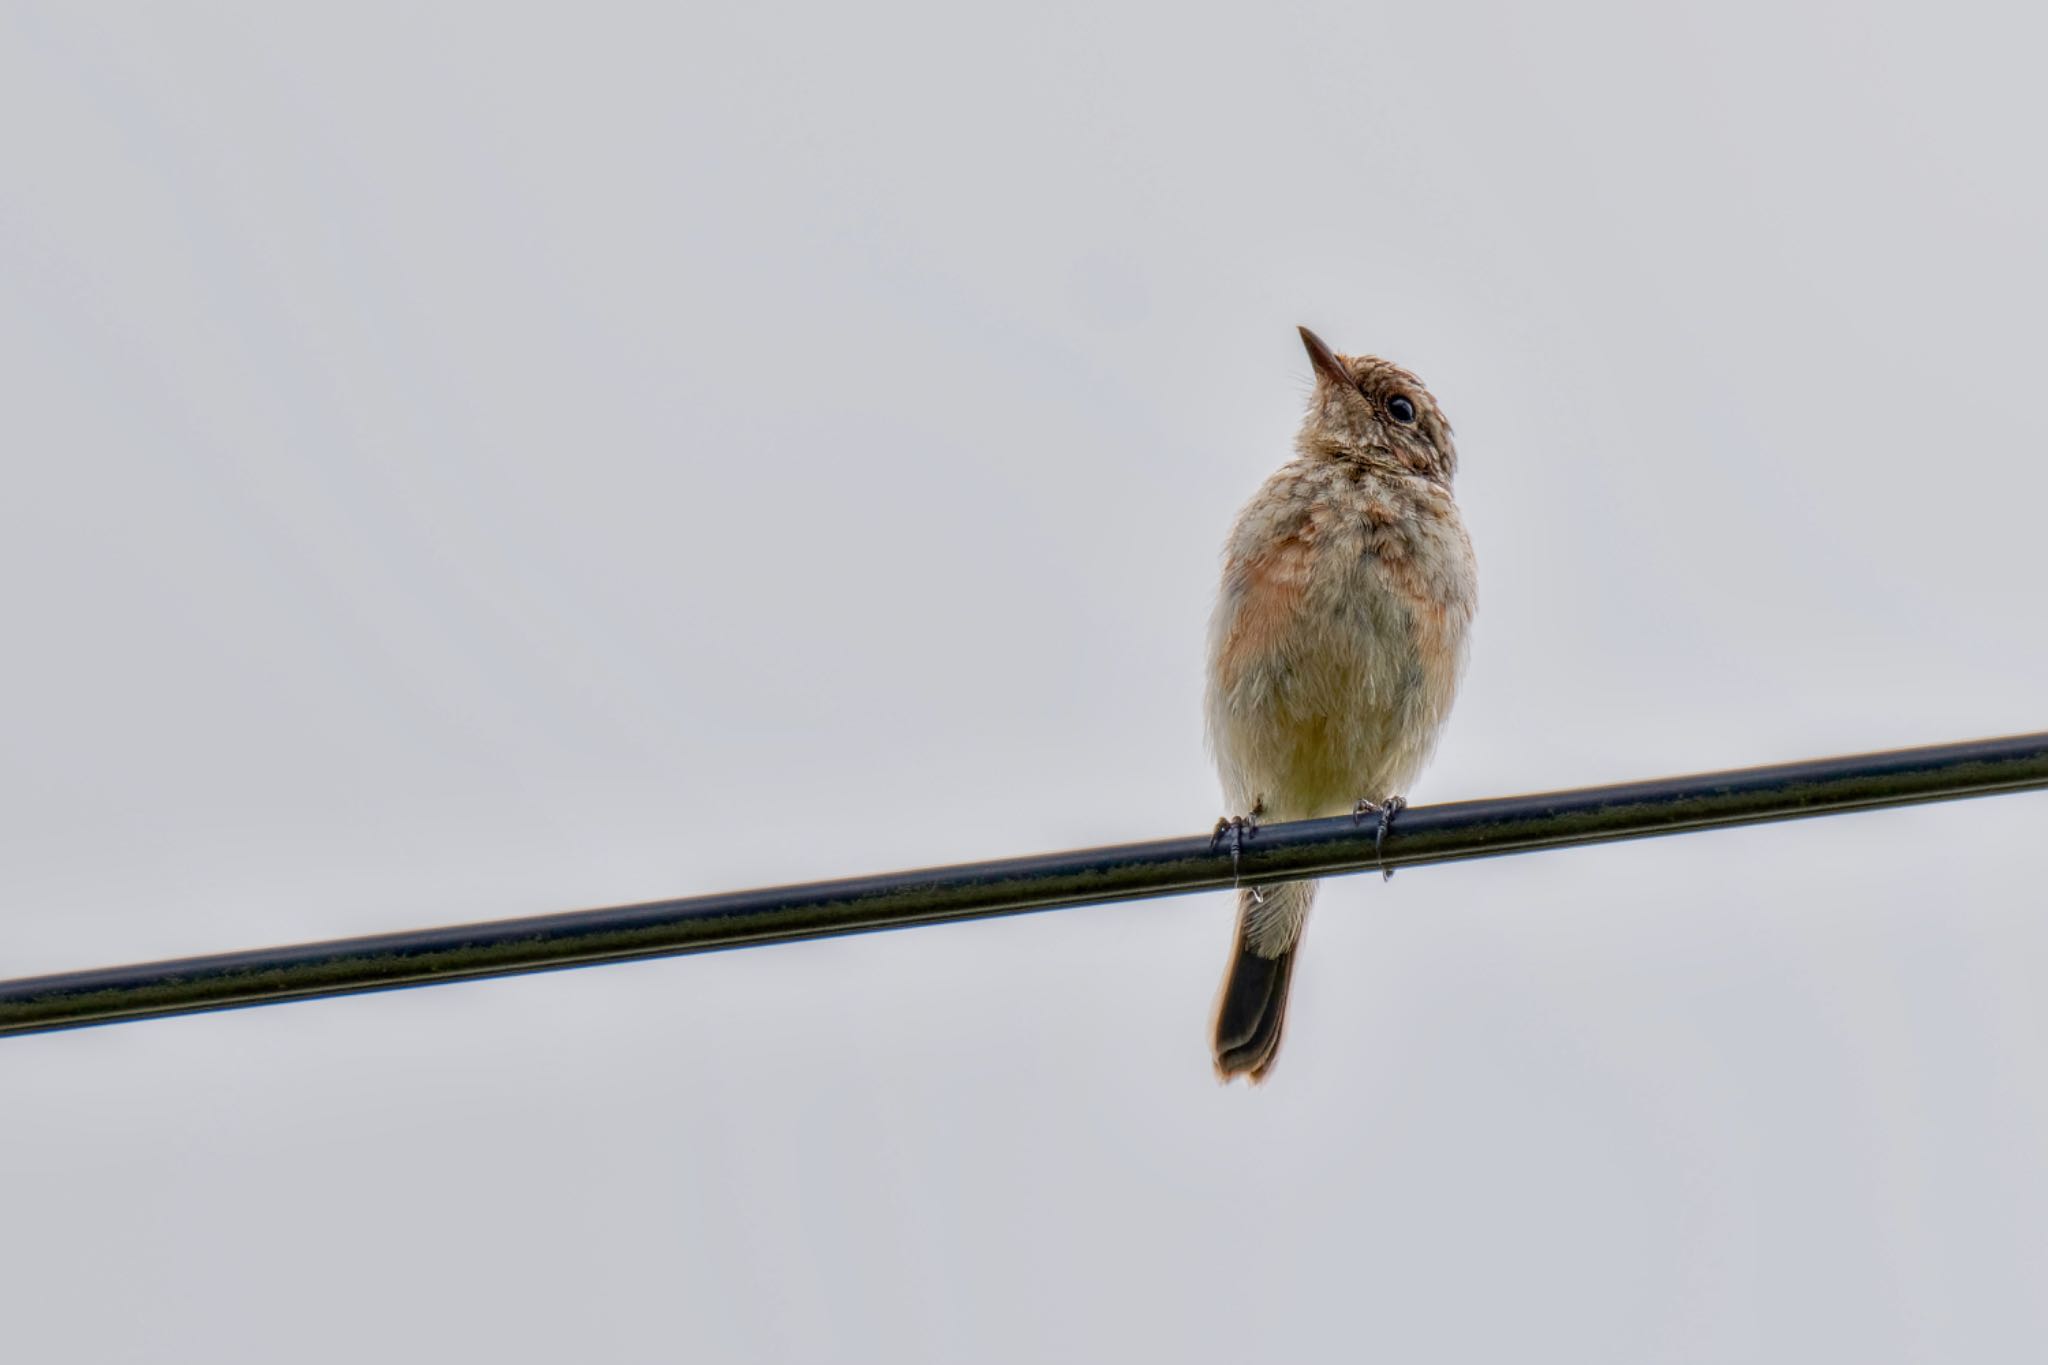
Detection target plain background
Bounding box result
[5,3,2048,1360]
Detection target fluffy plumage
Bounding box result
[1206,328,1476,1082]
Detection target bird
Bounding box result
[1205,325,1477,1082]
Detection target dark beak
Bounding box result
[1298,326,1349,386]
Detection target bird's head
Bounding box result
[1295,326,1457,483]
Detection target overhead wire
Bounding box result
[4,732,2045,1038]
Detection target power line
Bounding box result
[3,731,2045,1039]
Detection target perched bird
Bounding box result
[1206,326,1477,1082]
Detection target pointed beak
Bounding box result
[1298,326,1349,387]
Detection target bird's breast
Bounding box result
[1207,471,1474,815]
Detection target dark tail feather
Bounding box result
[1213,938,1297,1083]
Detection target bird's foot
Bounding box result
[1210,810,1260,883]
[1352,795,1408,881]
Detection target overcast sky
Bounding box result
[5,2,2048,1360]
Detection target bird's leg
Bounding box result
[1352,795,1408,881]
[1209,816,1255,883]
[1210,800,1264,884]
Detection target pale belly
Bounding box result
[1208,540,1468,821]
[1214,595,1433,816]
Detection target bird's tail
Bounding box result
[1212,879,1316,1083]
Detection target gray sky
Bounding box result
[5,2,2048,1360]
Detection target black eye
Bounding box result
[1386,395,1417,424]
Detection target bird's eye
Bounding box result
[1386,395,1417,424]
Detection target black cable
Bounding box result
[4,731,2044,1039]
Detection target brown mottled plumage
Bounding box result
[1207,327,1476,1082]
